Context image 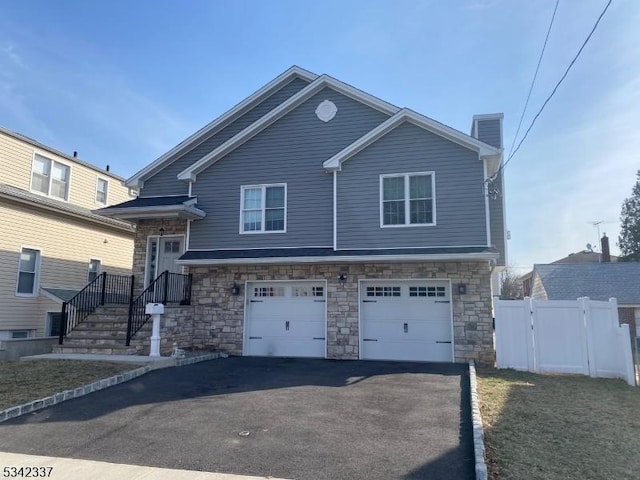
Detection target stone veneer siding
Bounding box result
[133,218,187,292]
[190,261,495,365]
[130,305,195,355]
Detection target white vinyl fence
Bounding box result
[495,297,635,386]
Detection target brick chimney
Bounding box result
[601,234,611,263]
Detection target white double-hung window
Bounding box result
[16,248,40,296]
[96,178,108,204]
[31,154,70,201]
[241,184,286,233]
[380,172,435,227]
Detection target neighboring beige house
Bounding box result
[0,126,135,339]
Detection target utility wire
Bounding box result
[493,0,613,181]
[507,0,560,160]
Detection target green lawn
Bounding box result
[0,360,136,411]
[477,368,640,480]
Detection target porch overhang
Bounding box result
[177,246,499,265]
[93,195,206,221]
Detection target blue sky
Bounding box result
[0,0,638,271]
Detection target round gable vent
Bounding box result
[315,100,337,122]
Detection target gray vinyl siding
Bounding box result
[189,87,390,249]
[140,77,311,197]
[476,119,502,148]
[489,170,506,266]
[337,122,488,249]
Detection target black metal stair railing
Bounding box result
[126,271,193,345]
[59,272,134,345]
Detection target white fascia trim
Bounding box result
[323,109,502,171]
[177,252,499,266]
[483,161,491,247]
[473,113,504,121]
[94,204,206,220]
[333,170,337,250]
[126,66,318,188]
[178,75,400,181]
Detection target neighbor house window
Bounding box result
[381,173,435,226]
[88,259,101,282]
[31,154,70,200]
[241,184,286,233]
[16,248,40,296]
[96,178,108,204]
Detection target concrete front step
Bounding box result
[53,344,139,355]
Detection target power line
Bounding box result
[495,0,613,180]
[507,0,560,160]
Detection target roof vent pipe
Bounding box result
[73,151,78,158]
[106,165,110,172]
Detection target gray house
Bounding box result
[97,66,506,365]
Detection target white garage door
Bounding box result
[360,280,453,362]
[244,281,326,358]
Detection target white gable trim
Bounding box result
[177,75,400,181]
[323,109,503,173]
[125,66,318,188]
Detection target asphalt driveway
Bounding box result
[0,357,474,480]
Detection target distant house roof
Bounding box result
[551,250,618,264]
[0,183,134,233]
[0,125,126,182]
[94,195,205,220]
[533,263,640,304]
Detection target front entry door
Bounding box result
[158,237,184,275]
[146,235,184,286]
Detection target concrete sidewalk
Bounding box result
[20,353,174,370]
[0,452,288,480]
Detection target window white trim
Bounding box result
[239,183,287,234]
[15,246,42,297]
[29,151,72,202]
[95,177,109,205]
[379,172,436,228]
[88,258,102,282]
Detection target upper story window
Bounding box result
[88,259,101,282]
[16,248,40,296]
[380,172,435,227]
[31,154,70,201]
[241,184,286,233]
[96,178,109,204]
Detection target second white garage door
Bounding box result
[360,280,453,362]
[244,281,326,358]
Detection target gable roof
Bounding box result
[126,66,318,188]
[533,263,640,304]
[176,74,400,181]
[323,108,503,174]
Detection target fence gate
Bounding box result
[495,297,635,386]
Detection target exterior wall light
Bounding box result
[457,283,467,295]
[231,283,241,295]
[159,227,165,237]
[338,273,347,284]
